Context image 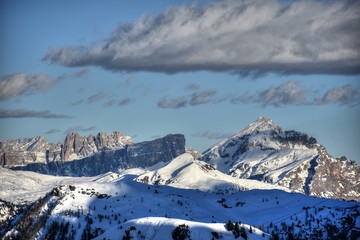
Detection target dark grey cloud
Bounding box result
[45,128,61,134]
[190,90,217,106]
[158,96,187,109]
[230,81,359,107]
[0,109,72,119]
[64,126,97,134]
[103,98,135,107]
[315,85,359,106]
[192,131,234,140]
[0,73,55,100]
[43,0,360,75]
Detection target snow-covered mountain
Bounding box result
[202,117,360,201]
[1,118,359,239]
[136,153,289,194]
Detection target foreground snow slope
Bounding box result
[98,217,269,240]
[2,166,359,240]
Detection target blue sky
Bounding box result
[1,0,359,162]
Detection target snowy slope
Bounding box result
[1,167,359,240]
[0,167,94,204]
[97,217,269,240]
[202,117,360,201]
[136,153,289,193]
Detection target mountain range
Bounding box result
[0,117,359,239]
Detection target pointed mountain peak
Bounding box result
[240,116,281,136]
[255,116,272,123]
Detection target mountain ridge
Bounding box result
[202,117,359,201]
[0,131,133,167]
[10,134,186,177]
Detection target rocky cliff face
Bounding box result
[202,117,360,201]
[60,131,133,161]
[0,131,132,167]
[0,136,61,166]
[11,134,186,177]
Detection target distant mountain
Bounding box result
[0,131,133,167]
[202,117,360,201]
[10,134,185,177]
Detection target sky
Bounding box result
[0,0,359,162]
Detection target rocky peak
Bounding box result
[235,116,282,138]
[62,131,133,160]
[96,131,133,150]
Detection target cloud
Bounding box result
[256,81,306,107]
[0,73,55,100]
[57,69,90,81]
[45,128,61,134]
[158,90,220,109]
[103,98,135,107]
[0,109,72,119]
[43,0,360,75]
[71,99,84,106]
[190,90,217,105]
[64,126,97,134]
[315,84,359,106]
[71,92,110,106]
[230,80,359,107]
[185,83,200,91]
[192,131,234,140]
[87,92,106,103]
[158,96,187,109]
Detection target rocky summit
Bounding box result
[0,131,133,167]
[202,117,360,201]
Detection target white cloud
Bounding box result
[257,80,306,107]
[158,96,187,109]
[231,81,359,107]
[43,0,360,75]
[0,73,55,100]
[315,85,359,106]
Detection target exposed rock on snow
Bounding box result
[202,117,360,201]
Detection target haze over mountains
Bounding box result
[0,117,359,239]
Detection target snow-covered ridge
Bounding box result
[136,153,289,194]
